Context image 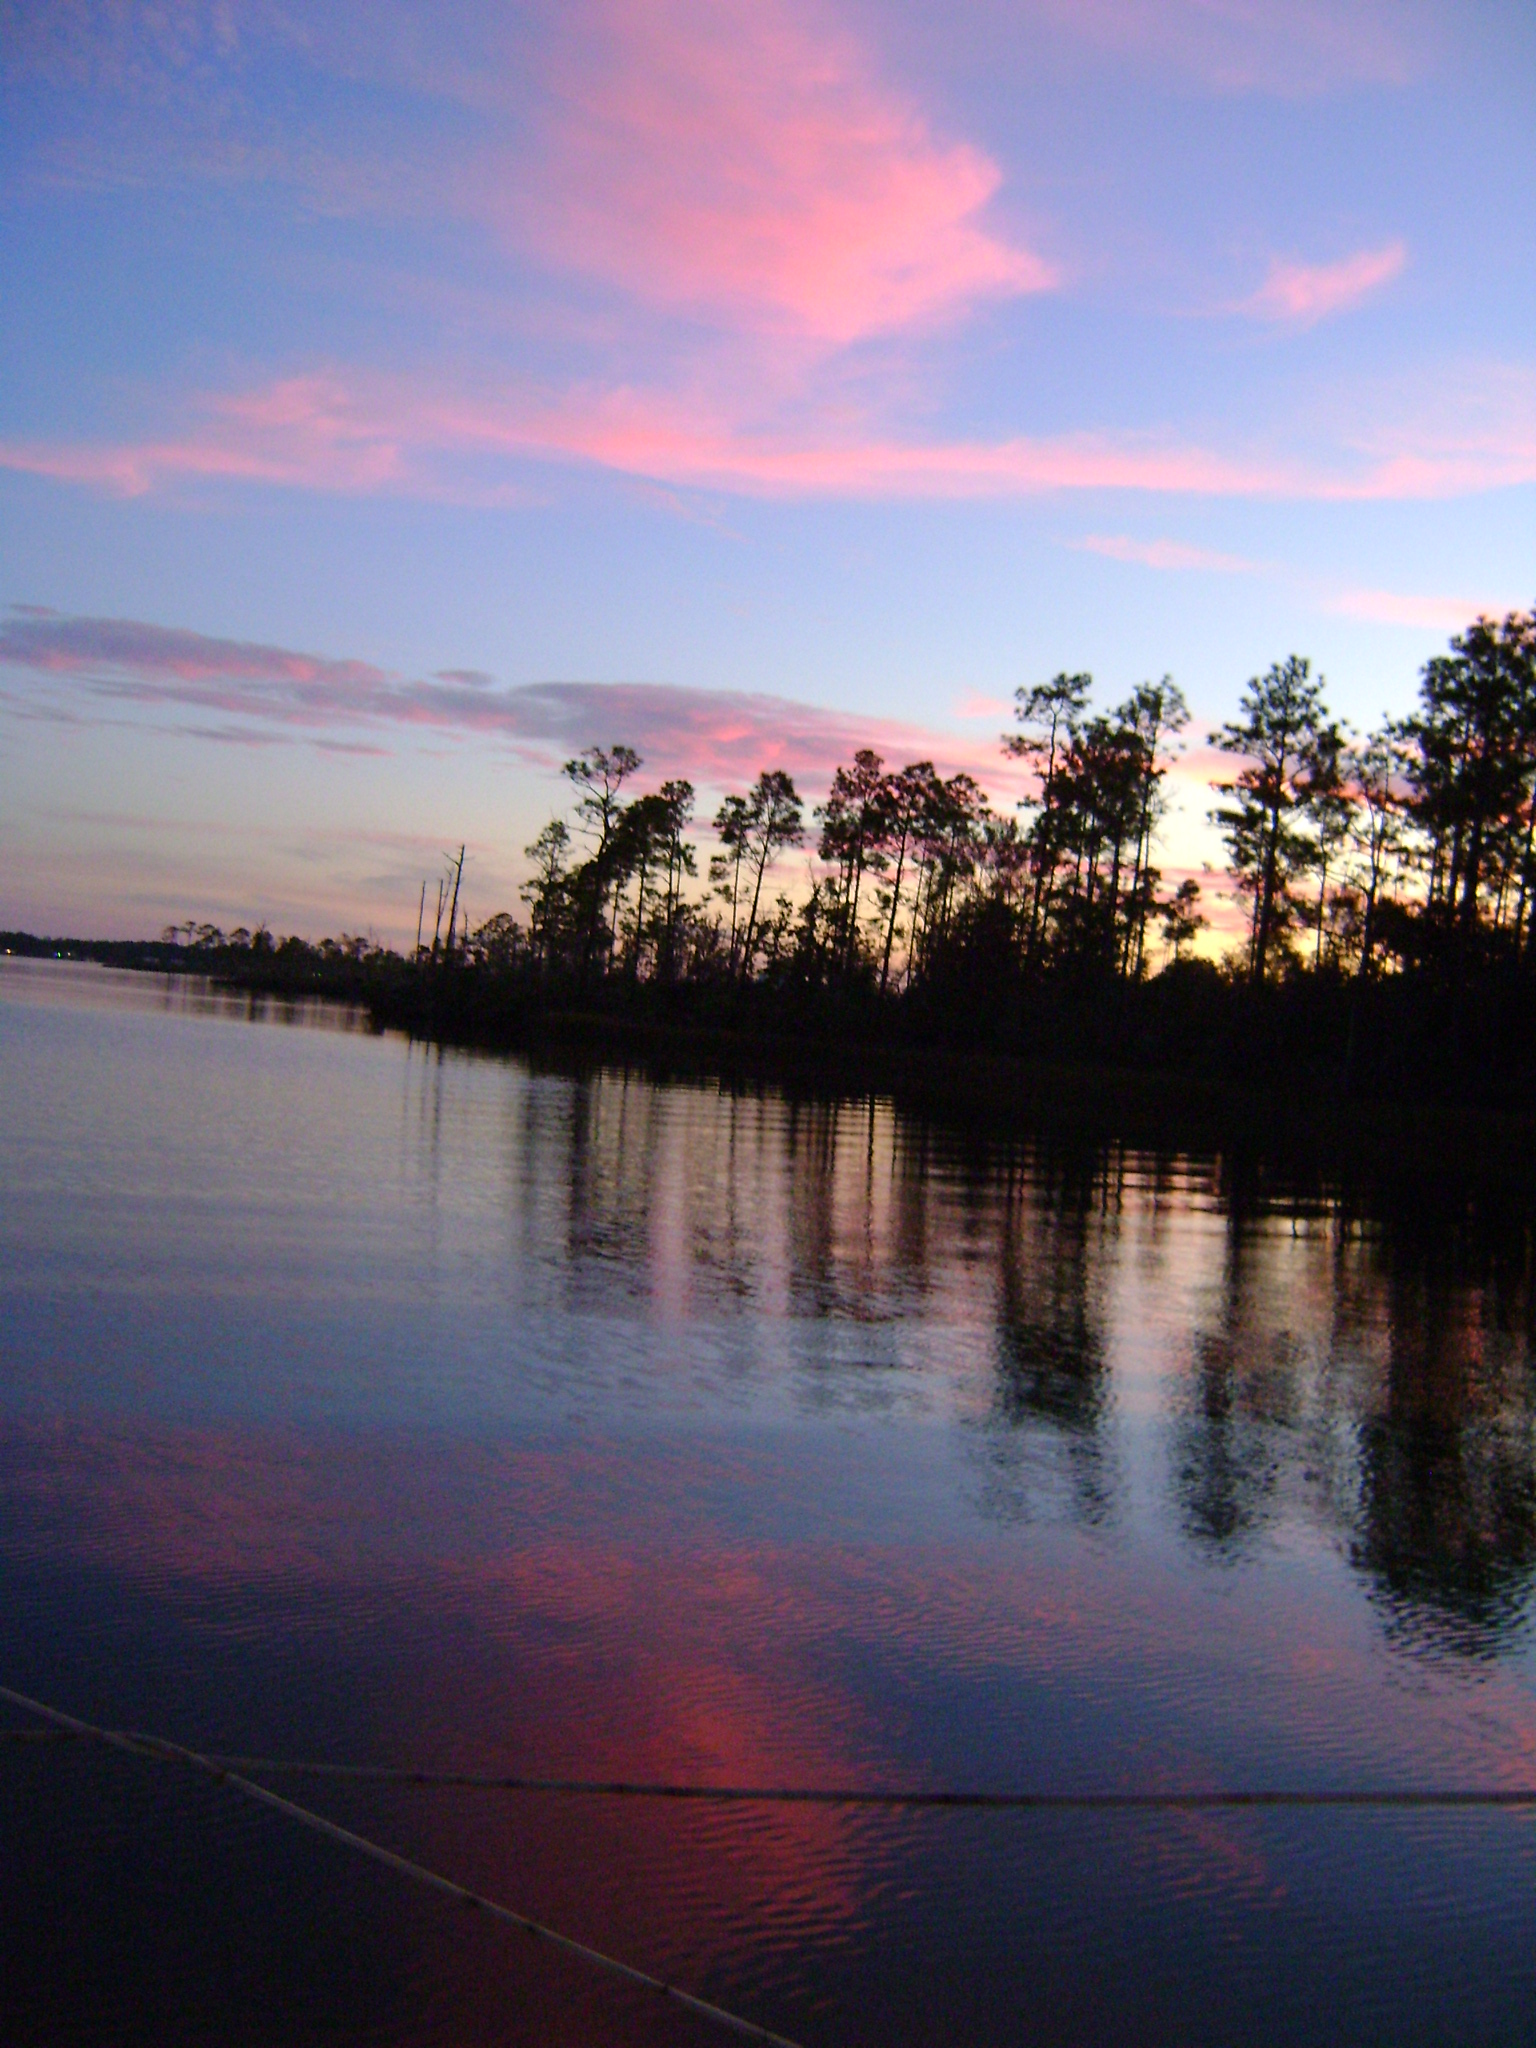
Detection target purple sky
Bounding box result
[2,1,1532,940]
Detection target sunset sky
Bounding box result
[2,0,1532,941]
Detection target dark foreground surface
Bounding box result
[3,957,1536,2046]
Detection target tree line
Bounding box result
[1212,611,1536,980]
[132,606,1536,1111]
[451,607,1535,994]
[489,683,1192,994]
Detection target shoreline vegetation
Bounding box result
[11,609,1536,1198]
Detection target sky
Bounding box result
[1,0,1532,943]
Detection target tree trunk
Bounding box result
[739,846,771,981]
[879,826,909,994]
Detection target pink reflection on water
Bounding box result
[11,1415,1536,1804]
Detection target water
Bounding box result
[2,956,1534,2046]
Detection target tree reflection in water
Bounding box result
[879,1106,1534,1651]
[985,1154,1116,1527]
[493,1053,1536,1656]
[1356,1268,1536,1654]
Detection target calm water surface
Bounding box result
[3,957,1535,2045]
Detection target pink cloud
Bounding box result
[953,690,1012,721]
[450,676,1013,790]
[0,607,1020,796]
[513,0,1054,344]
[1242,241,1406,325]
[1077,534,1259,572]
[8,0,1052,353]
[7,353,1535,509]
[463,383,1302,496]
[0,374,1367,504]
[0,384,413,499]
[0,610,392,693]
[1328,587,1511,632]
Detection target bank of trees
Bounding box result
[146,604,1536,1081]
[1211,611,1536,980]
[115,606,1536,1106]
[1007,672,1188,979]
[502,672,1194,994]
[476,607,1535,1004]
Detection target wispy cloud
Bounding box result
[513,0,1054,346]
[1076,534,1259,572]
[0,0,248,95]
[0,610,393,699]
[0,607,1016,794]
[9,0,1053,352]
[9,359,1532,507]
[1241,241,1406,325]
[1073,540,1517,639]
[0,388,1284,503]
[953,690,1012,721]
[1328,587,1512,632]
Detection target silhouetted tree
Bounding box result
[563,743,642,975]
[1400,612,1536,941]
[521,819,571,971]
[654,779,697,982]
[711,791,754,975]
[874,762,940,994]
[1211,656,1332,980]
[317,605,1536,1111]
[735,770,805,979]
[1160,878,1206,960]
[909,771,990,974]
[1006,671,1092,966]
[611,790,673,980]
[1122,679,1190,975]
[816,749,888,974]
[1348,730,1409,978]
[1299,717,1353,967]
